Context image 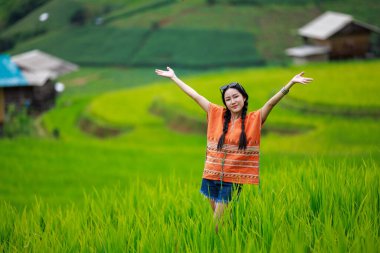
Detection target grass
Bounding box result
[1,160,378,252]
[84,60,380,157]
[1,26,380,253]
[287,60,380,107]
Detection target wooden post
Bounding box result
[0,88,4,123]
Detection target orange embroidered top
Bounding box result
[202,103,262,185]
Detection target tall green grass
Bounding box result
[1,160,378,252]
[1,59,379,252]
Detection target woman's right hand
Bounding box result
[155,66,210,112]
[155,67,176,79]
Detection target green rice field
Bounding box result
[1,60,380,252]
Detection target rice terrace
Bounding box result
[0,0,379,252]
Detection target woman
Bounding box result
[155,67,313,232]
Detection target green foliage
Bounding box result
[10,27,149,65]
[220,0,311,4]
[133,29,263,68]
[69,7,88,26]
[322,0,380,26]
[0,37,15,52]
[0,0,50,28]
[10,26,263,68]
[2,104,34,138]
[4,0,380,65]
[1,0,82,51]
[104,0,175,24]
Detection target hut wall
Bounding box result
[307,34,371,59]
[292,53,329,65]
[329,34,371,58]
[2,83,57,114]
[4,86,34,110]
[32,81,56,111]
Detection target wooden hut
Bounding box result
[0,50,78,127]
[286,11,380,64]
[0,54,28,125]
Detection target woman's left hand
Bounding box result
[291,72,313,84]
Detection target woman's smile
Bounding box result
[231,105,239,110]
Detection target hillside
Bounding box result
[2,0,380,67]
[1,59,379,207]
[1,1,380,251]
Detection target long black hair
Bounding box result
[217,82,249,150]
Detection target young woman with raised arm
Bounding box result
[155,67,313,232]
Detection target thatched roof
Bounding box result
[11,50,78,77]
[298,11,380,40]
[21,70,54,87]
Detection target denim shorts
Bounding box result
[200,178,242,203]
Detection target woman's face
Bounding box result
[224,88,246,114]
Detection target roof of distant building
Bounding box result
[22,70,54,87]
[11,50,78,77]
[298,11,380,40]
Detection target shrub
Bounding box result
[70,7,88,26]
[0,36,15,51]
[2,104,33,138]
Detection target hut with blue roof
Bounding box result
[0,50,78,126]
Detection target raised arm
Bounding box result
[260,72,313,124]
[155,67,210,112]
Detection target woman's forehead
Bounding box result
[224,88,241,97]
